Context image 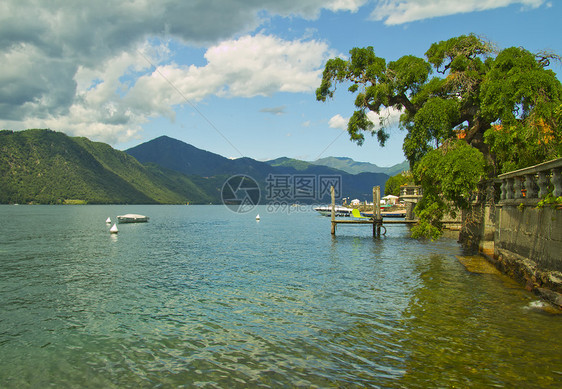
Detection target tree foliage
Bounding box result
[411,141,485,239]
[317,34,562,238]
[384,171,412,197]
[317,34,561,171]
[480,48,562,172]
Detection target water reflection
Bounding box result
[398,253,562,387]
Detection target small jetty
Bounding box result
[330,186,416,237]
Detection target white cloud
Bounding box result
[328,114,349,130]
[0,1,347,143]
[328,107,402,133]
[326,0,367,12]
[2,0,544,144]
[6,35,332,144]
[125,34,331,121]
[202,35,331,97]
[6,42,172,144]
[371,0,546,25]
[366,107,403,128]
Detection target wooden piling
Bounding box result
[373,186,381,237]
[372,186,377,237]
[331,185,336,235]
[330,185,413,236]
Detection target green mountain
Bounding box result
[267,156,409,177]
[128,136,280,180]
[266,157,320,172]
[128,137,390,202]
[0,129,215,204]
[313,156,409,176]
[0,130,392,205]
[126,136,234,177]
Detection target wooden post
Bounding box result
[375,186,381,219]
[373,186,381,237]
[372,186,376,237]
[331,185,336,235]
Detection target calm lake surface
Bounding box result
[1,204,561,388]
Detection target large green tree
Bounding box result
[317,34,562,238]
[384,171,412,197]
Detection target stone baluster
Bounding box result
[514,177,524,199]
[506,178,515,199]
[500,179,507,200]
[524,174,537,199]
[537,171,549,198]
[498,158,562,203]
[553,168,562,197]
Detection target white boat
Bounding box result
[117,214,149,223]
[313,206,353,217]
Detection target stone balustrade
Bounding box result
[399,185,423,221]
[399,185,422,199]
[498,157,562,202]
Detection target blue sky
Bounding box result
[1,0,560,166]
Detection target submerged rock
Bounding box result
[456,255,502,275]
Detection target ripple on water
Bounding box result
[1,205,562,388]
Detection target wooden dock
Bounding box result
[330,186,416,237]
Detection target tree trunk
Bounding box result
[465,119,496,176]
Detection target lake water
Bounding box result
[1,204,561,388]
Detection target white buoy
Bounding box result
[106,217,111,223]
[110,223,118,234]
[256,214,260,220]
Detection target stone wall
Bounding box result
[493,201,562,294]
[459,202,495,256]
[492,158,562,299]
[460,158,562,306]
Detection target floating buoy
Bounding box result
[256,214,260,221]
[106,217,111,224]
[110,223,118,234]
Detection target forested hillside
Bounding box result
[0,129,215,204]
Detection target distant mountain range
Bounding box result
[312,157,409,176]
[266,156,409,176]
[127,135,281,179]
[0,130,406,204]
[127,136,396,202]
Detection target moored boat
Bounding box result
[313,205,353,217]
[360,209,407,218]
[117,214,149,223]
